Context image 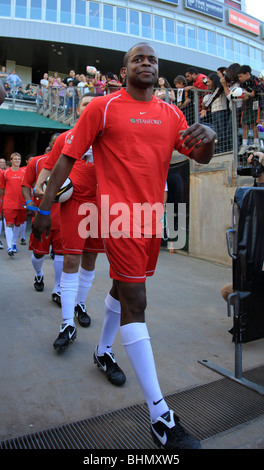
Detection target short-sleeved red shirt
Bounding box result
[44,130,97,203]
[61,88,192,234]
[0,166,26,209]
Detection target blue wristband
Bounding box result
[38,209,51,216]
[25,199,33,205]
[27,205,39,212]
[32,188,36,196]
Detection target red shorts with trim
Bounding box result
[103,233,161,283]
[60,198,104,255]
[28,228,63,255]
[4,208,26,226]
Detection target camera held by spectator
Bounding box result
[237,149,263,179]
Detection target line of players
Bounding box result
[0,93,126,386]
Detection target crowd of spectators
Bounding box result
[1,61,264,154]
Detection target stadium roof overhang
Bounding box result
[0,109,71,133]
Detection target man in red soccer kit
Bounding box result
[0,152,26,257]
[0,158,6,249]
[33,94,120,367]
[21,135,64,299]
[32,43,215,449]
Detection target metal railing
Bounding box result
[2,79,264,163]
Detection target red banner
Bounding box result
[229,9,260,35]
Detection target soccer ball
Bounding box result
[86,66,96,76]
[230,87,244,100]
[43,177,73,203]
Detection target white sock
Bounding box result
[242,139,248,146]
[53,254,64,293]
[5,226,13,249]
[12,225,20,245]
[31,253,44,277]
[98,293,121,356]
[75,266,95,305]
[60,271,79,326]
[120,322,169,421]
[3,217,7,235]
[254,138,259,145]
[20,221,26,239]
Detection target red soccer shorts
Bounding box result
[60,198,104,255]
[29,227,63,255]
[4,208,26,226]
[103,233,162,283]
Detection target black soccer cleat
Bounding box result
[151,410,201,449]
[7,248,13,257]
[34,275,44,291]
[93,345,126,386]
[75,303,91,327]
[52,291,61,306]
[53,323,77,350]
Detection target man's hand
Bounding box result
[32,212,52,241]
[26,202,39,217]
[180,123,216,150]
[247,151,264,165]
[33,182,45,199]
[180,123,216,165]
[34,168,51,198]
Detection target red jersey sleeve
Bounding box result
[22,158,38,188]
[171,106,194,157]
[61,97,104,160]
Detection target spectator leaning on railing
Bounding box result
[238,65,264,154]
[220,63,242,151]
[154,76,175,103]
[200,73,228,153]
[7,69,22,91]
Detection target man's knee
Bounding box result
[81,251,97,271]
[116,281,147,325]
[63,253,81,272]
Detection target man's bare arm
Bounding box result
[34,168,52,198]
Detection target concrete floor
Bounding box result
[0,228,264,449]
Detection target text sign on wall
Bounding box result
[229,9,260,35]
[185,0,224,20]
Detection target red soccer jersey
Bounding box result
[61,88,192,233]
[22,154,47,203]
[22,154,60,229]
[45,130,97,202]
[0,166,26,210]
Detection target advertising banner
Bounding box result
[185,0,224,20]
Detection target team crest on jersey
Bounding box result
[66,135,74,144]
